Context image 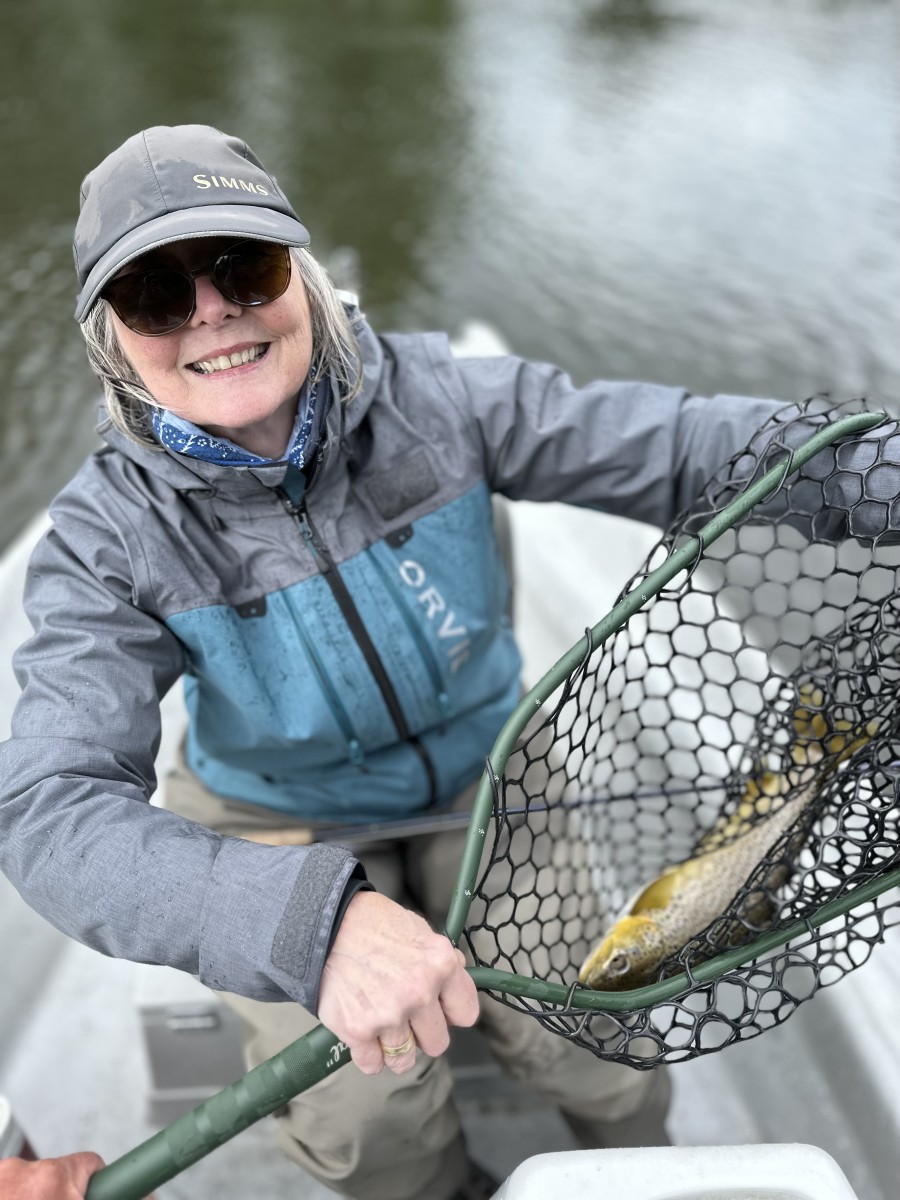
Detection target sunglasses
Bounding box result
[102,240,292,336]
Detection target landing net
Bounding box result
[459,398,900,1067]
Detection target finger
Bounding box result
[350,1037,391,1075]
[438,962,479,1028]
[63,1152,107,1188]
[382,1045,417,1074]
[409,1000,451,1059]
[378,1026,417,1074]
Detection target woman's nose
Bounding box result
[190,274,242,324]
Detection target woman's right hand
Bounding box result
[316,891,479,1076]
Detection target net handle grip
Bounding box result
[85,1020,353,1200]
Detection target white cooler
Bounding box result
[492,1143,859,1200]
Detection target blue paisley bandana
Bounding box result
[152,372,329,469]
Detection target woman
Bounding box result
[0,124,812,1200]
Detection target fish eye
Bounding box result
[609,953,630,975]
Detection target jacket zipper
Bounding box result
[278,490,439,804]
[365,548,451,724]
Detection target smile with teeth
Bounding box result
[190,344,269,374]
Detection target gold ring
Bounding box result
[380,1032,416,1057]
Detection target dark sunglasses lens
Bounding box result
[106,269,195,335]
[214,242,291,306]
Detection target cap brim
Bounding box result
[74,205,311,322]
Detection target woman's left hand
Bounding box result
[316,891,479,1075]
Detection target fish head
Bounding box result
[578,915,668,991]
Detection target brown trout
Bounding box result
[578,696,874,992]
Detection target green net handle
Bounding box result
[445,408,888,943]
[85,1024,352,1200]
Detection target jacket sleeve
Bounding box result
[449,353,900,542]
[449,352,794,527]
[0,497,360,1013]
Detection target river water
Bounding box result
[1,0,899,551]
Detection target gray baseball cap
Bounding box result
[73,124,310,321]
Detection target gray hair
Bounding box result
[79,247,363,448]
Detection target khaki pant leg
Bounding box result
[406,779,670,1148]
[223,994,469,1200]
[162,753,470,1200]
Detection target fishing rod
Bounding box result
[241,780,733,846]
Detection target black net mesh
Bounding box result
[464,398,900,1067]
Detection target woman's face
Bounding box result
[109,238,313,456]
